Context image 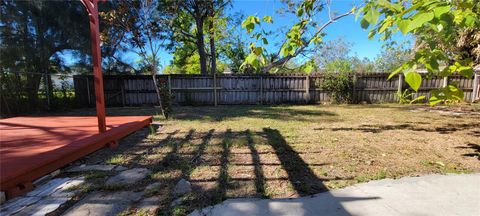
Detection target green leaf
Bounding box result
[262,38,268,45]
[364,9,380,25]
[398,20,410,34]
[263,16,273,23]
[410,11,434,30]
[280,45,290,57]
[464,15,476,27]
[388,62,413,80]
[410,95,426,104]
[245,53,257,64]
[378,17,392,33]
[388,68,402,80]
[246,23,255,33]
[447,84,464,100]
[439,65,456,77]
[242,16,258,34]
[312,36,322,45]
[377,0,402,12]
[253,47,263,55]
[425,57,439,72]
[355,7,364,21]
[297,8,304,17]
[368,30,376,39]
[360,18,370,29]
[428,90,443,105]
[429,85,464,105]
[433,6,450,18]
[405,71,422,91]
[458,66,473,78]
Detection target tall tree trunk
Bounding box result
[151,62,165,118]
[26,74,42,108]
[209,18,216,75]
[195,19,208,75]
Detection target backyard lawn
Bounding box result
[62,104,480,215]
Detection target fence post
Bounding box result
[473,72,479,102]
[44,73,51,109]
[352,74,357,103]
[86,76,91,105]
[259,76,263,104]
[120,78,125,106]
[168,75,172,95]
[305,75,310,103]
[443,76,448,87]
[397,73,404,95]
[213,73,217,106]
[397,73,403,101]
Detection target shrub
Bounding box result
[157,77,173,119]
[396,89,426,104]
[322,71,354,103]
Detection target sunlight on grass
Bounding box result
[76,104,479,215]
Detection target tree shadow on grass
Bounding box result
[185,127,379,215]
[315,122,479,135]
[86,126,378,215]
[172,105,338,123]
[455,143,480,160]
[246,129,266,197]
[263,127,334,195]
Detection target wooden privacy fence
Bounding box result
[74,73,480,106]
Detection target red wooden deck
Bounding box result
[0,116,152,198]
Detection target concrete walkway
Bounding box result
[190,173,480,216]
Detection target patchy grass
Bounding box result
[71,104,480,215]
[83,171,111,181]
[106,155,131,165]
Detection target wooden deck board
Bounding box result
[0,116,152,198]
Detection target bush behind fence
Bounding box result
[1,72,76,117]
[74,73,479,106]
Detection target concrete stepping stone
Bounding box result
[67,164,117,172]
[137,196,162,214]
[106,168,151,185]
[173,179,191,197]
[63,191,143,216]
[14,197,70,216]
[113,166,128,172]
[145,182,161,192]
[0,177,84,216]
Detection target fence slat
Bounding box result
[73,73,476,106]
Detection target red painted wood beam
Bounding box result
[80,0,106,133]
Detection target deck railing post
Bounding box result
[81,0,106,133]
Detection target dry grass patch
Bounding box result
[69,104,479,215]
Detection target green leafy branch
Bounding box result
[241,0,357,73]
[359,0,479,105]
